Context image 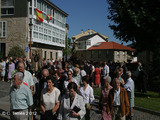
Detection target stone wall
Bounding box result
[77,50,128,63]
[41,48,63,60]
[0,17,28,56]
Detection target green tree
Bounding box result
[107,0,160,51]
[8,46,25,58]
[107,0,160,90]
[63,37,72,60]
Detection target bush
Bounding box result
[8,46,25,58]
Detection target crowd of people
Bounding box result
[0,56,147,120]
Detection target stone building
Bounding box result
[0,0,68,61]
[72,31,135,63]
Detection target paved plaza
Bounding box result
[0,81,160,120]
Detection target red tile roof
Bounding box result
[88,41,135,51]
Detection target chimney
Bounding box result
[81,29,84,33]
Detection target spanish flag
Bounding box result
[47,14,52,20]
[36,8,43,22]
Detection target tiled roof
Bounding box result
[76,33,108,41]
[88,41,135,51]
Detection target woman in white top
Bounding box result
[0,59,6,81]
[79,76,95,120]
[58,82,86,120]
[40,75,60,120]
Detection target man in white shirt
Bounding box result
[17,62,34,92]
[124,71,134,120]
[103,62,109,76]
[101,62,109,86]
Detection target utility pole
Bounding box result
[29,20,33,59]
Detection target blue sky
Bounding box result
[50,0,130,45]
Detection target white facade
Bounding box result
[28,0,66,48]
[78,35,106,50]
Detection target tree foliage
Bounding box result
[107,0,160,52]
[8,46,25,58]
[107,0,160,90]
[63,37,72,56]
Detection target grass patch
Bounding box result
[93,88,160,112]
[134,90,160,112]
[93,87,101,97]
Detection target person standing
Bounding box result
[73,67,82,87]
[103,62,109,76]
[107,78,130,120]
[89,62,95,87]
[114,68,125,87]
[0,58,6,81]
[40,75,60,120]
[7,60,15,82]
[64,70,79,91]
[80,65,86,77]
[58,82,86,120]
[17,62,34,91]
[39,69,49,93]
[10,72,33,120]
[94,65,101,88]
[79,76,95,120]
[124,71,134,120]
[99,76,113,120]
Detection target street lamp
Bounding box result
[29,20,33,59]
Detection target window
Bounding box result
[50,52,52,59]
[52,37,56,42]
[29,0,32,7]
[47,6,51,15]
[33,32,38,38]
[106,50,109,58]
[44,35,47,40]
[39,33,43,40]
[56,52,58,60]
[29,8,32,15]
[44,51,47,59]
[87,40,91,45]
[117,51,120,59]
[98,50,101,58]
[34,25,38,31]
[37,0,41,10]
[54,10,66,28]
[0,21,7,37]
[1,0,14,15]
[43,3,47,13]
[34,0,37,8]
[91,51,94,58]
[123,52,125,60]
[48,36,51,41]
[39,27,43,33]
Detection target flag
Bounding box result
[47,14,52,20]
[46,14,52,23]
[36,8,43,22]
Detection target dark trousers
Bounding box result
[126,91,131,120]
[41,110,57,120]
